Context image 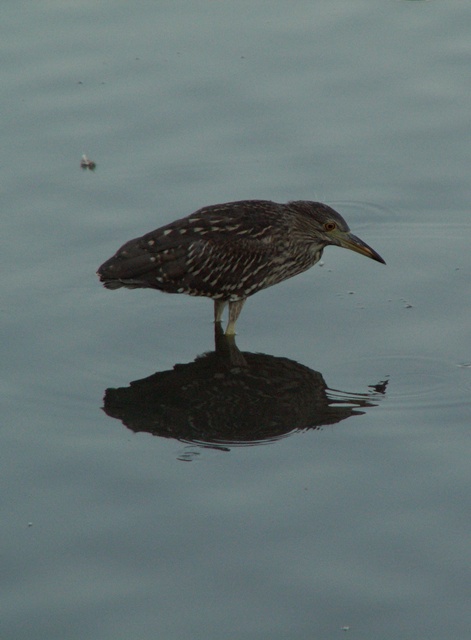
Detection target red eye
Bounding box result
[324,221,336,232]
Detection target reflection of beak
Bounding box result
[338,232,386,265]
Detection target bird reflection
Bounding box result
[102,327,387,450]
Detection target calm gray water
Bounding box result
[3,2,471,639]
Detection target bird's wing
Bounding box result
[97,201,288,295]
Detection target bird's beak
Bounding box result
[337,232,386,264]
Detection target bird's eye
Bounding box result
[324,221,336,232]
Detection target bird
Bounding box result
[97,199,385,335]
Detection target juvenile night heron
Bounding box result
[97,199,385,335]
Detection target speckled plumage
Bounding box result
[97,199,385,334]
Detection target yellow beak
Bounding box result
[336,231,386,264]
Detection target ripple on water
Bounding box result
[342,354,464,405]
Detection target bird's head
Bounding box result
[290,201,386,265]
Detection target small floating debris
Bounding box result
[80,154,96,171]
[369,379,389,394]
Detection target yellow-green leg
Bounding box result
[225,299,246,336]
[214,300,227,323]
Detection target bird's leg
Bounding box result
[225,299,246,336]
[214,299,227,324]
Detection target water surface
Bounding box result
[2,2,471,639]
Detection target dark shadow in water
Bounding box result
[102,325,387,450]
